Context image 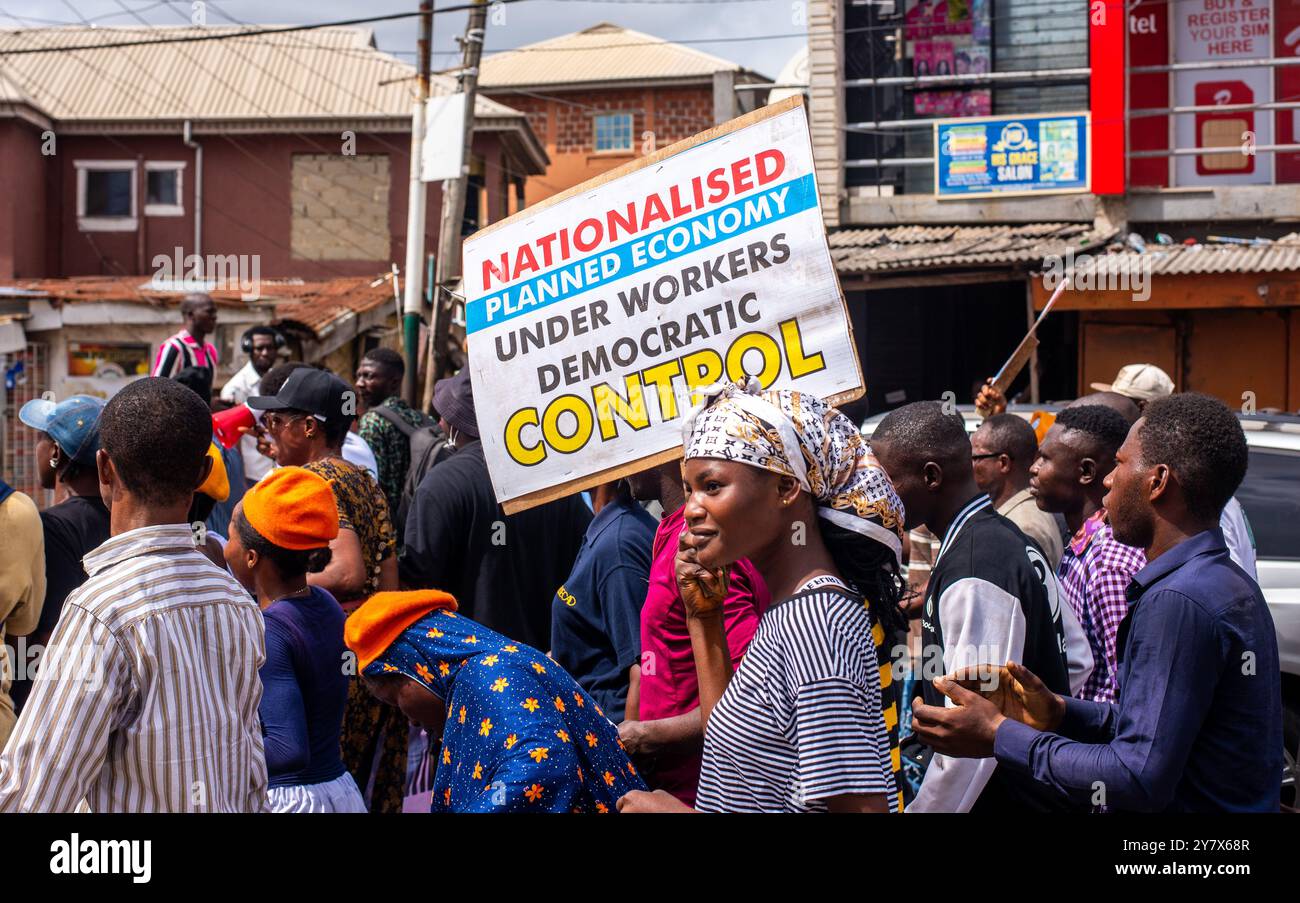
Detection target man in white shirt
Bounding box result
[220,327,283,488]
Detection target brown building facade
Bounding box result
[0,25,547,281]
[0,129,536,282]
[478,23,768,209]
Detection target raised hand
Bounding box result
[974,379,1007,418]
[240,423,275,460]
[675,527,729,620]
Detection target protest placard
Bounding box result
[463,96,863,513]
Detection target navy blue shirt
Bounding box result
[259,587,351,787]
[549,495,656,721]
[995,527,1281,812]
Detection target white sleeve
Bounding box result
[342,432,380,480]
[1057,576,1094,697]
[219,375,240,403]
[909,577,1026,813]
[1219,497,1258,581]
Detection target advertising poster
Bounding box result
[1174,0,1274,185]
[935,113,1091,197]
[906,0,991,118]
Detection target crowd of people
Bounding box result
[0,292,1282,813]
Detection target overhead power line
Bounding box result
[0,1,533,56]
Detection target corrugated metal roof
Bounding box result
[0,69,28,104]
[477,22,742,89]
[0,26,522,122]
[831,222,1113,274]
[13,275,260,308]
[8,274,392,337]
[270,278,395,333]
[1053,235,1300,278]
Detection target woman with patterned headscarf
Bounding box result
[618,381,909,814]
[346,590,646,812]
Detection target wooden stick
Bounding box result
[988,277,1068,396]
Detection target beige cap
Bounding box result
[1090,363,1175,401]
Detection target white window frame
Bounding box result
[75,160,137,232]
[144,161,186,216]
[593,112,634,154]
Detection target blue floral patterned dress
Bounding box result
[364,608,646,812]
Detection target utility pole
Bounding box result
[402,0,434,406]
[424,0,488,409]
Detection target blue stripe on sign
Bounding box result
[466,172,817,334]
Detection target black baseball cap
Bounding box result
[247,367,354,424]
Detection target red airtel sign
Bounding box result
[1123,0,1300,188]
[1091,0,1127,193]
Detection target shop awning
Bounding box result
[830,222,1115,277]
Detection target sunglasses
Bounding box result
[263,412,309,433]
[971,450,1010,461]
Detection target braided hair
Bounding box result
[820,517,908,638]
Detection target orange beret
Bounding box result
[345,590,458,674]
[242,466,340,550]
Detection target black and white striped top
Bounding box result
[695,576,903,813]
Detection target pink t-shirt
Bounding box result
[637,506,769,805]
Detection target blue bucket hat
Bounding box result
[19,394,106,466]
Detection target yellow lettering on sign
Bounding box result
[541,394,594,454]
[642,360,683,420]
[593,374,650,441]
[505,407,545,466]
[781,318,827,379]
[725,331,782,387]
[680,348,724,405]
[500,318,832,465]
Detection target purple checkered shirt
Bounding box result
[1056,511,1147,703]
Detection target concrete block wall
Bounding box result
[289,153,391,261]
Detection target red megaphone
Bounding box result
[213,403,256,449]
